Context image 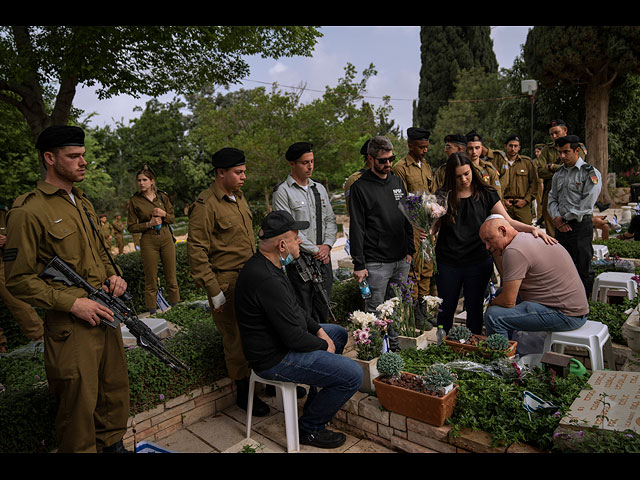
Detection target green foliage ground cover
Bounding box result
[0,302,226,453]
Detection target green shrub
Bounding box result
[330,278,364,325]
[398,344,590,451]
[0,305,226,452]
[593,238,640,259]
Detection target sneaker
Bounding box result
[299,428,346,449]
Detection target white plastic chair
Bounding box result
[591,272,638,302]
[592,244,609,260]
[542,320,615,371]
[246,370,300,453]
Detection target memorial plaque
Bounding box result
[560,370,640,433]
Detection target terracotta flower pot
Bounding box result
[444,334,517,357]
[372,371,458,427]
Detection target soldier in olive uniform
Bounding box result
[99,214,114,248]
[536,119,587,235]
[187,147,269,417]
[0,204,44,352]
[493,135,539,225]
[548,135,601,297]
[465,131,503,198]
[392,127,435,327]
[4,125,130,453]
[434,133,467,189]
[272,142,338,326]
[343,139,372,214]
[127,166,180,314]
[112,214,125,255]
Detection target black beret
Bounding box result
[547,119,567,129]
[465,130,483,143]
[407,127,430,141]
[555,135,581,147]
[35,125,85,151]
[211,147,246,168]
[505,135,521,144]
[444,134,467,145]
[285,142,313,162]
[360,139,371,156]
[259,210,309,240]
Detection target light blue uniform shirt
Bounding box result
[548,158,602,222]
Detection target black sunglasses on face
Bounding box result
[375,154,396,164]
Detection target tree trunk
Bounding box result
[584,67,613,204]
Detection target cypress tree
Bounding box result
[415,26,498,130]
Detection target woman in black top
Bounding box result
[433,152,554,334]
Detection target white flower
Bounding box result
[349,310,378,328]
[376,297,400,319]
[422,295,443,311]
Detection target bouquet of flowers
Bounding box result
[378,281,418,338]
[421,294,443,326]
[349,310,393,360]
[398,190,449,271]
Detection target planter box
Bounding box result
[353,356,379,393]
[444,334,517,358]
[372,372,458,427]
[397,330,431,350]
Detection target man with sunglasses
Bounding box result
[348,136,415,351]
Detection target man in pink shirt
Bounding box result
[480,216,588,339]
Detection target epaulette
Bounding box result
[272,180,285,193]
[11,191,36,208]
[195,188,213,204]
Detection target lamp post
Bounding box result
[521,80,538,158]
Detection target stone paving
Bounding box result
[149,387,396,454]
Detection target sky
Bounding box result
[73,26,532,134]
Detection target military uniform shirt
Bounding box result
[4,181,116,312]
[497,154,538,204]
[187,182,255,299]
[392,154,434,194]
[272,175,337,255]
[548,158,602,222]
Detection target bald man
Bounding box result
[480,217,588,340]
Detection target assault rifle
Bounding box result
[293,253,337,323]
[39,256,190,373]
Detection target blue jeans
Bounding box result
[256,324,362,434]
[435,256,494,334]
[484,301,587,339]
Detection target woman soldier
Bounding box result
[128,165,180,313]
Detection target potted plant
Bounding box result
[372,353,459,427]
[445,326,517,357]
[348,310,392,393]
[377,281,432,350]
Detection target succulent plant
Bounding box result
[484,333,510,351]
[422,363,457,396]
[447,325,472,343]
[376,351,404,379]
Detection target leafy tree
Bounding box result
[523,26,640,203]
[428,67,507,166]
[0,25,322,176]
[416,26,498,129]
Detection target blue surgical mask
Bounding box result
[279,242,294,267]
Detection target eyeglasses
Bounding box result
[375,155,396,164]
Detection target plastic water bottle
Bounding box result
[436,325,445,346]
[359,278,372,299]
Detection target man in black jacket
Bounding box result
[235,210,362,449]
[348,136,416,350]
